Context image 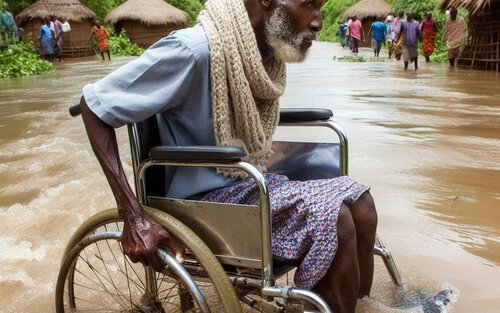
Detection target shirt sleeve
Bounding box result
[83,35,198,128]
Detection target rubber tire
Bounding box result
[55,207,242,313]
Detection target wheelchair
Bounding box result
[56,106,403,312]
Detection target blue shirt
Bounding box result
[39,24,53,40]
[0,11,15,30]
[370,21,387,43]
[83,24,234,199]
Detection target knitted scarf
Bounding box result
[198,0,286,178]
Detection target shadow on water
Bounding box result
[0,42,498,312]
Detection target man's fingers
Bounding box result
[162,238,186,264]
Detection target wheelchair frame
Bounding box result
[127,109,402,312]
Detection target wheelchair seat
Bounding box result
[130,110,345,270]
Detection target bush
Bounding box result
[337,55,367,62]
[107,28,144,57]
[0,41,53,78]
[319,0,356,42]
[168,0,204,26]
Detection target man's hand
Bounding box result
[122,212,186,272]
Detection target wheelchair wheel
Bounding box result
[55,207,242,313]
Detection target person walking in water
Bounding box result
[420,11,437,62]
[392,10,405,61]
[39,17,55,61]
[50,13,63,62]
[90,20,111,61]
[385,15,394,59]
[368,17,386,58]
[397,11,421,70]
[443,7,468,66]
[348,16,363,54]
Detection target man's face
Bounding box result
[265,0,326,63]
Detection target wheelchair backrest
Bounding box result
[129,115,343,198]
[128,115,166,197]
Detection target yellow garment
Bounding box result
[393,35,403,60]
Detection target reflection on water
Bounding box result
[0,42,498,312]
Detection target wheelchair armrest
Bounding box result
[149,146,246,163]
[279,108,333,123]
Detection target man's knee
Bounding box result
[352,192,378,231]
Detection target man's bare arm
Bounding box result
[79,97,185,270]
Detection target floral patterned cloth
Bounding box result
[192,173,369,288]
[91,25,109,52]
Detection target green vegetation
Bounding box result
[80,0,126,21]
[107,28,144,57]
[336,55,393,62]
[168,0,204,26]
[337,55,367,62]
[0,41,53,78]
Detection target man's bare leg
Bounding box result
[313,205,359,313]
[347,191,377,297]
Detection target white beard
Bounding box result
[265,5,317,63]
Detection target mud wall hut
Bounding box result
[440,0,500,72]
[15,0,96,58]
[342,0,392,47]
[105,0,189,49]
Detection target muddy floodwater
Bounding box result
[0,42,499,312]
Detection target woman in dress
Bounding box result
[90,20,111,61]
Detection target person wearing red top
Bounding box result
[89,20,111,61]
[420,11,437,62]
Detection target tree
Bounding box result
[168,0,204,25]
[80,0,126,21]
[391,0,439,20]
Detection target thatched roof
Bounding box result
[105,0,190,26]
[342,0,392,22]
[15,0,96,25]
[439,0,497,14]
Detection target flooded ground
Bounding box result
[0,42,499,312]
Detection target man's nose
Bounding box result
[310,10,323,32]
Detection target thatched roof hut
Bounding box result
[15,0,97,57]
[342,0,392,22]
[105,0,190,49]
[342,0,392,47]
[440,0,500,71]
[440,0,494,14]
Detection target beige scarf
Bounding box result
[198,0,286,178]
